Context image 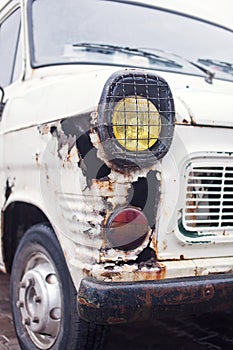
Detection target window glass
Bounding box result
[0,9,21,87]
[12,24,23,82]
[30,0,233,81]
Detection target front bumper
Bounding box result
[77,274,233,325]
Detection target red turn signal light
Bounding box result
[107,207,149,251]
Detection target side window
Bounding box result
[0,9,22,87]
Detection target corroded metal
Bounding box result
[45,113,162,274]
[78,274,233,324]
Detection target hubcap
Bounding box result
[16,253,62,349]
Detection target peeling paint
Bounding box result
[4,179,14,204]
[44,110,162,280]
[0,7,233,331]
[90,260,166,282]
[174,95,194,125]
[30,71,233,287]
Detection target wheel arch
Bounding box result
[2,201,50,273]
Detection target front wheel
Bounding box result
[10,223,107,350]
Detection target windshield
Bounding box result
[29,0,233,81]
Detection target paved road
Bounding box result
[0,273,19,350]
[1,271,233,349]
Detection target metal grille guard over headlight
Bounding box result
[97,70,175,170]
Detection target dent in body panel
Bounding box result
[40,110,163,281]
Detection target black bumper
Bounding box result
[77,274,233,325]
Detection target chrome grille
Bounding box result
[183,161,233,232]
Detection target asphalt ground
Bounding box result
[1,271,233,350]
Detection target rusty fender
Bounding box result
[77,274,233,324]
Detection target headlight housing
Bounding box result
[98,70,175,170]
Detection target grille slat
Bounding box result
[183,161,233,232]
[186,191,222,195]
[186,198,233,203]
[185,212,227,217]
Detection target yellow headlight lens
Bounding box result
[112,97,161,151]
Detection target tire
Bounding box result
[10,223,107,350]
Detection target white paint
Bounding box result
[0,0,233,286]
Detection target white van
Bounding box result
[0,1,233,349]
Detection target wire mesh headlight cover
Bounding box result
[112,96,161,152]
[97,70,175,170]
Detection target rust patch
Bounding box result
[185,193,197,228]
[93,259,167,282]
[78,275,233,325]
[145,289,152,308]
[101,271,122,279]
[78,297,100,309]
[83,268,91,277]
[152,263,166,280]
[92,178,113,192]
[46,113,162,272]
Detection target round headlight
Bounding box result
[98,70,175,170]
[112,96,161,151]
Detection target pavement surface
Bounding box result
[1,271,233,350]
[0,273,19,350]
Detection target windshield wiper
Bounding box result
[72,42,183,68]
[189,61,215,84]
[198,58,233,75]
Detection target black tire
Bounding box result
[10,223,107,350]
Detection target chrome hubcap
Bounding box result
[17,253,62,349]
